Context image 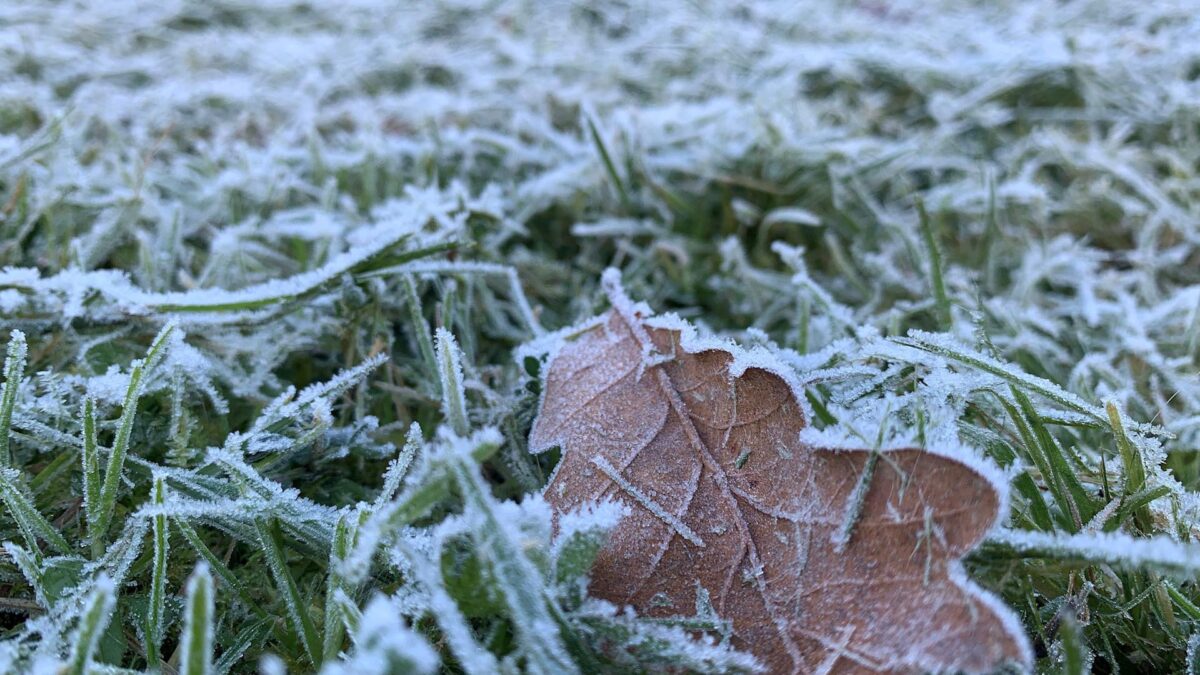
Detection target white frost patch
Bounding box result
[320,595,439,675]
[990,529,1200,575]
[554,499,629,549]
[0,289,25,313]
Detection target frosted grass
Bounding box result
[0,0,1198,671]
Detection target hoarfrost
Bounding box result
[320,595,439,675]
[990,529,1200,575]
[1,0,1199,672]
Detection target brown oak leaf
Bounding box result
[529,270,1031,674]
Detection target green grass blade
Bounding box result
[1012,388,1099,524]
[322,509,360,663]
[1060,613,1089,675]
[896,332,1107,424]
[331,588,362,638]
[145,474,169,667]
[0,467,72,555]
[149,240,456,313]
[214,618,273,675]
[174,520,269,620]
[1107,402,1148,506]
[1165,581,1200,622]
[375,422,421,508]
[342,435,501,588]
[1105,484,1171,533]
[435,328,469,435]
[392,534,499,674]
[373,436,499,535]
[914,198,951,330]
[3,541,50,608]
[180,563,215,675]
[586,114,630,208]
[1012,472,1055,531]
[257,518,323,666]
[67,576,116,675]
[402,274,440,392]
[0,330,27,468]
[93,323,174,557]
[81,396,101,543]
[449,442,578,675]
[997,395,1076,530]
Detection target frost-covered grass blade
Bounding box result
[180,563,215,675]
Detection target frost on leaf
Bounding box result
[529,271,1031,674]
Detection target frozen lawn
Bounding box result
[1,0,1199,672]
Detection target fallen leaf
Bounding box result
[530,270,1031,674]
